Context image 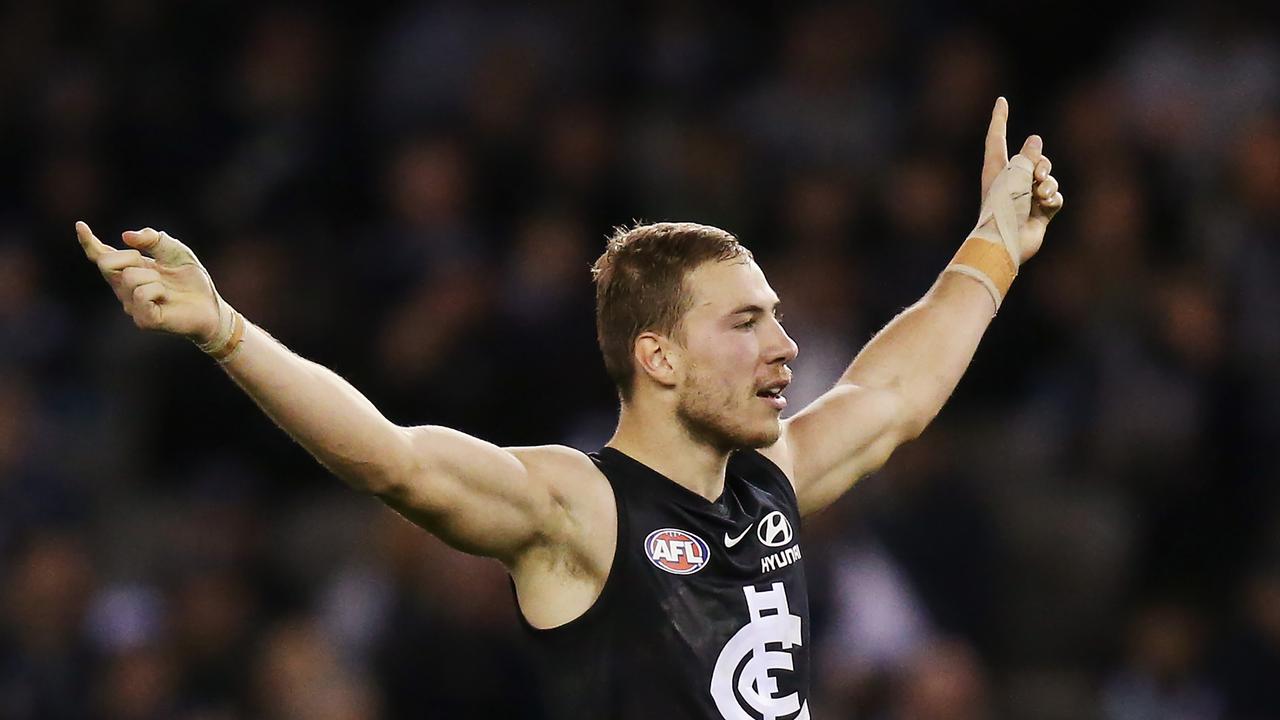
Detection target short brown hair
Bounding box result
[591,221,751,400]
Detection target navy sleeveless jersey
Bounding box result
[514,447,811,719]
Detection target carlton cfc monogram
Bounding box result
[711,583,809,720]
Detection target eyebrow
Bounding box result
[727,300,782,316]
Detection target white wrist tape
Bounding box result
[944,154,1035,312]
[213,311,246,364]
[199,300,245,364]
[196,295,236,354]
[969,154,1035,270]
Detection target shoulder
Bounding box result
[732,446,800,506]
[507,444,602,488]
[507,444,615,537]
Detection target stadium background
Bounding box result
[3,1,1279,717]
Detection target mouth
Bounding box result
[755,379,790,411]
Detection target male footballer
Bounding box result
[77,98,1061,719]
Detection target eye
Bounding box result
[736,318,757,330]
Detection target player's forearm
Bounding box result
[838,271,996,439]
[215,319,412,494]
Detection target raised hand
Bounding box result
[75,222,227,346]
[976,97,1064,266]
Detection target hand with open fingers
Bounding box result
[973,97,1065,268]
[75,222,237,355]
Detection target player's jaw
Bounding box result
[676,370,790,451]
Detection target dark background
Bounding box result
[2,1,1279,718]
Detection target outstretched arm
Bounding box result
[74,223,568,565]
[764,97,1065,516]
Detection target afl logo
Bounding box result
[756,511,794,547]
[645,528,711,575]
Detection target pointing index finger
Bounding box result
[980,97,1011,198]
[986,97,1009,164]
[75,221,116,261]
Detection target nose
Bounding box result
[766,318,799,365]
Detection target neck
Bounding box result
[607,399,731,502]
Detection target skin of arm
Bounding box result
[762,98,1065,516]
[218,321,570,564]
[74,223,568,568]
[771,272,999,516]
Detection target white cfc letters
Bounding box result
[710,583,809,720]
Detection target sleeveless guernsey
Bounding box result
[515,447,811,719]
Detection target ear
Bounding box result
[633,331,681,389]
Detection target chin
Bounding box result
[741,421,782,449]
[678,402,781,451]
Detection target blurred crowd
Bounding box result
[2,1,1279,718]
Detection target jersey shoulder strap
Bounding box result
[728,449,800,514]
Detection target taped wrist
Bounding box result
[946,154,1035,312]
[944,237,1017,311]
[196,296,246,363]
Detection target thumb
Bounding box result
[121,227,161,251]
[1018,134,1044,163]
[122,227,200,267]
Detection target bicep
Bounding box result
[378,425,565,564]
[774,383,909,516]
